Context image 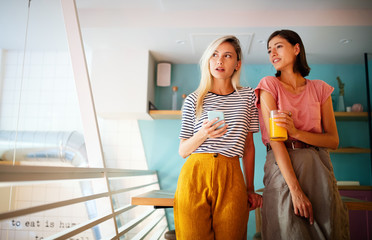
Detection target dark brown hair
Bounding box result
[267,29,310,77]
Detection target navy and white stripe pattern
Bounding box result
[179,87,259,157]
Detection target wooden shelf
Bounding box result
[149,110,181,119]
[329,147,371,154]
[334,112,368,121]
[338,185,372,191]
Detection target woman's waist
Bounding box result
[266,139,320,151]
[195,138,245,156]
[191,152,239,159]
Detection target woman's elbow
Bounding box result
[178,148,189,159]
[329,137,339,150]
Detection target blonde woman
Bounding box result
[174,35,262,239]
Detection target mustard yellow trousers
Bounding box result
[174,153,249,240]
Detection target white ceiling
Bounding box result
[1,0,372,64]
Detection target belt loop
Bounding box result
[291,140,295,150]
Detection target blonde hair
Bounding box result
[195,35,243,119]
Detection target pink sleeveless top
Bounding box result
[254,76,334,145]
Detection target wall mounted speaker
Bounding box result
[157,63,171,87]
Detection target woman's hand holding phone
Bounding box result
[208,111,225,129]
[201,111,227,138]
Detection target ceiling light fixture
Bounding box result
[176,40,185,45]
[339,39,351,44]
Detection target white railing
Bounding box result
[0,165,169,239]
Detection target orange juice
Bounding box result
[269,116,288,141]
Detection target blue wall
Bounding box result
[155,64,369,112]
[139,62,372,239]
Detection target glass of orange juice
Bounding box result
[269,110,288,141]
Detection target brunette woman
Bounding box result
[255,29,349,239]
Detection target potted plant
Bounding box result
[336,76,345,112]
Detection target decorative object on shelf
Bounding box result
[181,94,187,110]
[172,86,178,110]
[337,181,360,186]
[336,76,345,112]
[346,106,352,112]
[351,103,363,112]
[157,63,171,87]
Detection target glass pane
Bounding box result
[0,179,111,239]
[80,218,117,240]
[75,0,153,171]
[0,1,108,240]
[0,0,99,168]
[98,119,149,170]
[109,175,158,202]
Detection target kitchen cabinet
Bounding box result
[90,49,156,120]
[339,186,372,240]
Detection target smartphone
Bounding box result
[208,111,225,129]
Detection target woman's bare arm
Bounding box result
[260,90,313,224]
[179,119,227,158]
[273,96,339,149]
